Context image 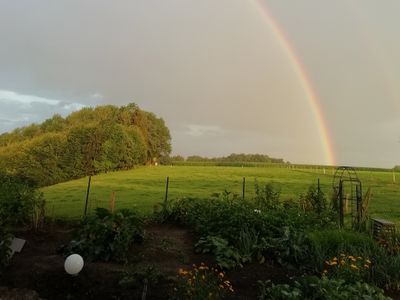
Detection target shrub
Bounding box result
[254,180,281,210]
[195,236,244,269]
[171,195,336,269]
[0,172,45,227]
[170,263,233,300]
[0,225,12,274]
[299,184,327,215]
[369,246,400,290]
[64,208,144,262]
[258,276,390,300]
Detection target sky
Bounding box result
[0,0,399,168]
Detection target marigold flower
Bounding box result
[350,264,358,269]
[366,259,371,264]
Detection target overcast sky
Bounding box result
[0,0,399,167]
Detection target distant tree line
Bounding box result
[168,153,286,164]
[0,103,171,186]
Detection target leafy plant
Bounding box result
[170,263,234,300]
[235,226,266,264]
[254,180,281,210]
[119,265,164,299]
[307,229,377,271]
[64,208,143,262]
[0,172,45,228]
[265,226,311,268]
[0,225,12,274]
[195,236,243,269]
[258,276,390,300]
[299,184,327,215]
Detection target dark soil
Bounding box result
[1,223,399,300]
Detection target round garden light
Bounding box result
[64,254,84,275]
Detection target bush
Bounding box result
[0,172,45,227]
[254,180,281,210]
[258,276,390,300]
[64,208,144,262]
[0,225,12,274]
[299,184,327,215]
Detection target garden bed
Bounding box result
[0,223,304,300]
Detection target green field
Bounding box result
[42,165,400,224]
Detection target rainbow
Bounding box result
[252,0,336,166]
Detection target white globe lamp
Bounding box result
[64,254,84,275]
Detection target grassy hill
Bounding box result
[42,165,400,225]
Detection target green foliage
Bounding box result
[299,184,327,215]
[307,229,377,271]
[254,180,281,210]
[170,192,335,269]
[119,265,164,289]
[184,153,285,163]
[170,264,233,300]
[195,236,244,269]
[258,276,390,300]
[323,254,372,283]
[0,225,12,274]
[0,103,171,186]
[64,208,144,262]
[369,246,400,290]
[265,227,311,268]
[0,172,45,226]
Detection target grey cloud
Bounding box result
[0,0,399,167]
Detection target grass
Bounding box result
[42,165,400,225]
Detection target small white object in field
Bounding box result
[254,209,261,214]
[64,254,84,275]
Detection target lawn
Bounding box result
[42,165,400,224]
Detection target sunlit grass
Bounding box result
[42,165,400,226]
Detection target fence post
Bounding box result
[84,175,92,218]
[164,176,169,205]
[242,177,246,201]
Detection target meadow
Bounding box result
[42,165,400,225]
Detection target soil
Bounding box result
[1,223,399,300]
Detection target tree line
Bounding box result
[169,153,286,164]
[0,103,171,186]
